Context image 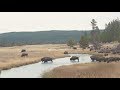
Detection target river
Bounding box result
[0,54,92,78]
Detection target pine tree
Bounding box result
[79,35,89,49]
[67,38,77,48]
[90,19,101,50]
[91,19,97,30]
[100,18,120,42]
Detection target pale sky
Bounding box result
[0,12,120,33]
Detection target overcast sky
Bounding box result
[0,12,120,33]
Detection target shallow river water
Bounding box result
[0,54,92,78]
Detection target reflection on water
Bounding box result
[70,60,79,63]
[0,54,92,78]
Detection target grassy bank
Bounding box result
[0,44,70,70]
[42,43,120,78]
[1,43,117,78]
[42,62,120,78]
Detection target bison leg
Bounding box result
[44,61,46,63]
[77,57,79,62]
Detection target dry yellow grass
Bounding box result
[42,43,120,78]
[0,44,68,70]
[0,43,118,71]
[0,44,87,70]
[43,62,120,78]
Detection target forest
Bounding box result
[0,30,91,47]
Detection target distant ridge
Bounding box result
[0,30,91,47]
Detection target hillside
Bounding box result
[0,30,91,46]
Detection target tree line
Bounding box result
[67,18,120,49]
[0,31,86,47]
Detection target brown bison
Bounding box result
[41,57,53,63]
[21,53,28,57]
[104,53,108,56]
[0,69,1,75]
[90,55,106,62]
[70,56,79,62]
[90,55,120,63]
[21,49,26,52]
[64,51,68,54]
[73,47,77,49]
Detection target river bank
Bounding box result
[42,43,120,78]
[1,43,119,78]
[0,44,66,70]
[42,62,120,78]
[0,54,91,78]
[0,44,91,70]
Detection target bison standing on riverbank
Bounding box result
[73,47,77,49]
[64,51,68,54]
[21,49,28,57]
[90,55,120,63]
[21,49,26,52]
[21,53,28,57]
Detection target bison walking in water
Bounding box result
[0,69,1,75]
[21,53,28,57]
[70,56,79,62]
[41,57,53,63]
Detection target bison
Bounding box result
[70,56,79,62]
[73,47,77,49]
[21,49,26,52]
[90,55,98,62]
[90,47,94,51]
[0,69,1,75]
[21,53,28,57]
[64,51,68,54]
[41,57,53,63]
[90,55,120,63]
[107,57,120,63]
[104,53,108,56]
[90,55,106,62]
